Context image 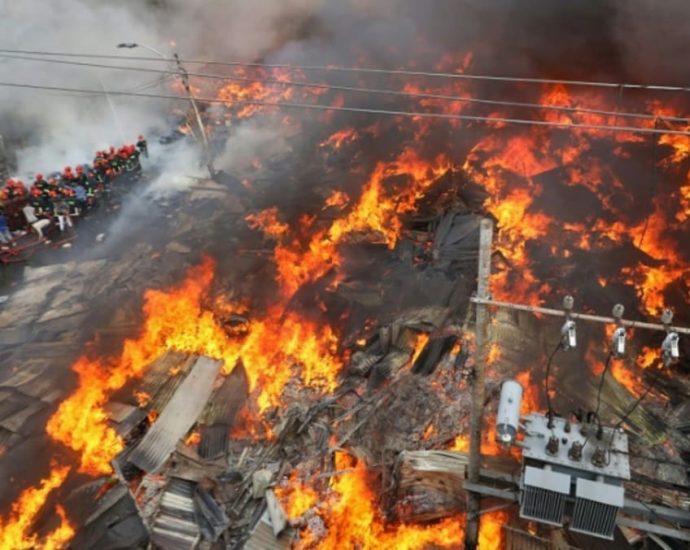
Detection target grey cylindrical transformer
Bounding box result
[496,379,523,445]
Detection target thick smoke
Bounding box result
[0,0,324,177]
[2,0,689,180]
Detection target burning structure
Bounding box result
[1,1,690,549]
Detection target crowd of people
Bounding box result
[0,136,148,248]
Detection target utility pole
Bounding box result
[116,43,216,179]
[173,53,216,179]
[465,218,493,549]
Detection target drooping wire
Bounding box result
[594,351,614,422]
[605,364,660,464]
[2,81,690,137]
[2,53,689,124]
[2,47,690,93]
[582,350,614,452]
[544,341,563,427]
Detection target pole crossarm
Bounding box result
[470,297,690,335]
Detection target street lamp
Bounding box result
[117,42,216,178]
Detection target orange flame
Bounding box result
[41,506,75,550]
[275,473,320,520]
[320,128,358,150]
[298,453,464,549]
[0,465,71,549]
[274,148,450,295]
[184,430,201,447]
[323,190,350,210]
[46,258,343,476]
[410,332,430,365]
[478,510,508,549]
[246,207,290,239]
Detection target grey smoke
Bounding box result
[2,0,689,180]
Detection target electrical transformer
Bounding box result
[518,413,630,540]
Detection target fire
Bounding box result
[275,474,320,520]
[0,465,70,549]
[41,506,75,550]
[478,510,508,549]
[185,430,201,447]
[422,424,436,440]
[322,190,350,210]
[245,207,289,238]
[320,127,358,150]
[450,434,469,452]
[46,258,343,476]
[274,148,451,295]
[134,390,151,407]
[637,346,657,369]
[513,371,540,415]
[410,332,430,365]
[610,357,641,397]
[299,453,464,549]
[487,343,502,365]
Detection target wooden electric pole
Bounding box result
[173,53,216,179]
[465,218,494,549]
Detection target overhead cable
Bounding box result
[3,81,690,137]
[2,53,688,124]
[1,47,690,93]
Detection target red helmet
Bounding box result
[64,166,72,173]
[5,178,15,186]
[36,173,44,181]
[49,190,57,198]
[76,165,84,173]
[31,186,41,197]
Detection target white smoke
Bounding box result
[0,0,327,180]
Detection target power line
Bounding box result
[1,47,690,94]
[3,81,690,137]
[3,53,689,125]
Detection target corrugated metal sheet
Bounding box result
[199,365,248,425]
[198,423,229,459]
[146,354,198,412]
[244,512,292,550]
[129,357,222,473]
[504,525,579,550]
[195,487,229,541]
[151,478,200,550]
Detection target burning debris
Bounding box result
[3,4,690,547]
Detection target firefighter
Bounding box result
[136,134,148,158]
[62,166,74,186]
[64,187,80,217]
[5,178,25,200]
[124,144,141,176]
[12,179,27,199]
[53,187,73,233]
[108,150,123,175]
[34,173,50,193]
[29,185,43,212]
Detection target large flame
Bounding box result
[248,148,451,296]
[0,466,71,549]
[296,453,465,549]
[46,258,343,475]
